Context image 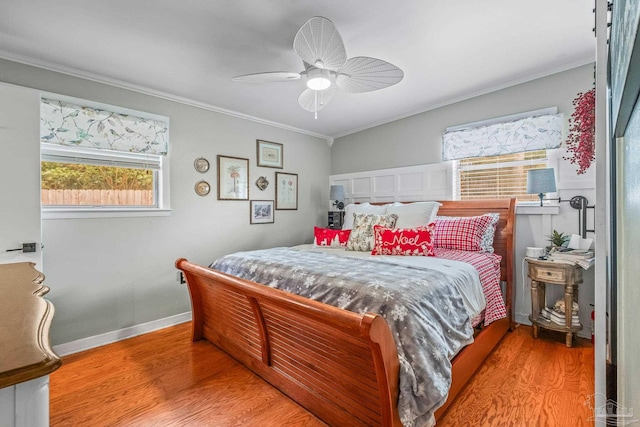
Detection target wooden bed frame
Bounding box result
[176,198,516,426]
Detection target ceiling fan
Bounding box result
[232,16,404,118]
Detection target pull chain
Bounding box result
[314,91,318,119]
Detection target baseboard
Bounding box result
[53,311,192,357]
[516,312,532,327]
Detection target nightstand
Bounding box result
[328,211,344,230]
[527,258,583,347]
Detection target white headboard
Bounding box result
[330,163,453,205]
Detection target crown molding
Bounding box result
[332,57,595,140]
[0,51,331,142]
[0,50,593,143]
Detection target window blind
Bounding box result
[41,144,163,170]
[443,113,563,161]
[455,150,548,201]
[40,97,169,155]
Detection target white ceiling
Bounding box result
[0,0,595,139]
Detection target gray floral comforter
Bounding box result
[210,247,476,427]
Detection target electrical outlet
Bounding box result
[177,271,186,284]
[22,242,36,253]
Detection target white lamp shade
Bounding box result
[329,185,345,201]
[527,168,557,194]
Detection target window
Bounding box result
[442,109,562,203]
[40,96,170,217]
[41,145,162,208]
[453,150,551,202]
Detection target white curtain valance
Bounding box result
[442,113,563,161]
[40,98,169,155]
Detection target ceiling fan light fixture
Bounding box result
[233,16,404,116]
[306,68,331,91]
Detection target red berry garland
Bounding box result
[564,88,595,174]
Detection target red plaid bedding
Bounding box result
[434,248,506,325]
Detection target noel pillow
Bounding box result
[346,213,398,251]
[313,227,351,247]
[371,223,436,256]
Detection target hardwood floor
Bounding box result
[437,326,594,426]
[50,323,593,426]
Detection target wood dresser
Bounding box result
[0,262,61,427]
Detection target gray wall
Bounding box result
[332,64,594,174]
[0,58,330,346]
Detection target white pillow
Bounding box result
[386,202,441,229]
[342,203,388,230]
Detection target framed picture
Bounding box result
[217,155,249,200]
[275,172,298,210]
[256,139,283,168]
[250,200,274,224]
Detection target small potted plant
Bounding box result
[547,230,569,252]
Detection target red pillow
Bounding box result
[433,214,496,252]
[371,224,435,256]
[313,227,351,247]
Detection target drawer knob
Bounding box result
[546,271,552,275]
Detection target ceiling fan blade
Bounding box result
[336,57,404,93]
[232,72,301,83]
[298,86,337,112]
[294,16,347,71]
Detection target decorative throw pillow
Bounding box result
[371,224,436,256]
[478,213,500,253]
[313,227,351,247]
[342,203,389,230]
[386,201,441,228]
[433,214,498,252]
[346,213,398,251]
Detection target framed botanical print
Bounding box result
[250,200,274,224]
[275,172,298,210]
[217,155,249,200]
[256,139,283,168]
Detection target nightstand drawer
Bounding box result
[531,266,566,283]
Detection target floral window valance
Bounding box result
[442,113,563,161]
[40,98,169,155]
